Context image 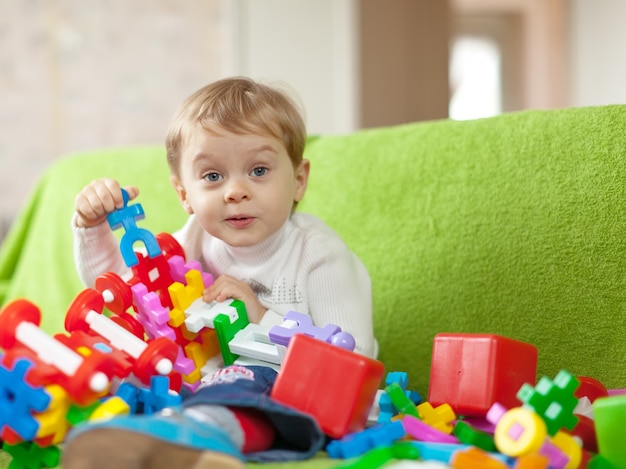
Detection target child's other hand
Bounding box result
[74,178,140,228]
[203,274,267,324]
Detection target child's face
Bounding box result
[171,126,309,248]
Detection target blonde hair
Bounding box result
[165,77,306,176]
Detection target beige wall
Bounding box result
[0,0,223,223]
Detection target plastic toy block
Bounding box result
[174,344,200,377]
[0,299,113,405]
[334,442,419,469]
[587,454,620,469]
[402,414,459,444]
[131,282,176,341]
[565,413,597,453]
[0,357,51,442]
[593,395,626,469]
[66,401,101,427]
[450,446,508,469]
[335,447,393,469]
[89,396,131,422]
[154,232,186,261]
[228,323,280,364]
[410,442,471,464]
[95,271,133,315]
[107,188,161,267]
[183,298,241,333]
[167,255,213,290]
[185,338,217,370]
[32,385,71,444]
[131,252,176,307]
[428,333,538,417]
[55,330,134,382]
[493,407,547,457]
[517,370,579,436]
[386,382,419,418]
[3,441,61,469]
[271,333,384,439]
[213,300,249,366]
[138,376,182,415]
[65,288,178,385]
[417,402,456,434]
[514,453,549,469]
[542,431,581,469]
[268,311,355,352]
[452,420,496,452]
[378,372,421,424]
[575,376,608,403]
[168,269,206,312]
[326,421,406,459]
[115,382,140,415]
[109,310,145,339]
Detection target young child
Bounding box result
[63,77,378,468]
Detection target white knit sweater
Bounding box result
[73,212,378,358]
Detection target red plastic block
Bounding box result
[270,334,384,439]
[428,333,537,417]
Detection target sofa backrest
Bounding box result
[1,104,625,395]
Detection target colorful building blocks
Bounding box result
[428,333,538,417]
[0,299,113,406]
[65,288,178,385]
[270,333,384,439]
[326,421,406,459]
[106,188,161,268]
[517,370,579,436]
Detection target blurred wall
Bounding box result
[569,0,626,107]
[1,0,626,240]
[0,0,223,224]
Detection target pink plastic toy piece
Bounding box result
[131,283,176,341]
[167,255,214,289]
[402,414,460,444]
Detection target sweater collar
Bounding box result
[222,217,294,264]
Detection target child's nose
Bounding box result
[224,179,250,202]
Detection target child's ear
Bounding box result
[170,175,194,214]
[294,159,310,203]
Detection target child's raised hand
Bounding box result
[203,274,268,324]
[74,178,140,228]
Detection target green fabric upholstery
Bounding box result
[0,105,625,468]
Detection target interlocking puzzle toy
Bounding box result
[65,288,178,386]
[0,299,113,407]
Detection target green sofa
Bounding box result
[0,105,625,468]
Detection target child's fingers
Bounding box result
[123,185,140,202]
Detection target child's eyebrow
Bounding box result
[246,144,278,155]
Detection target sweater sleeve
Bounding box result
[72,213,128,287]
[305,234,379,359]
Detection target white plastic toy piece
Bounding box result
[15,321,109,393]
[183,298,239,333]
[84,309,172,376]
[228,324,280,364]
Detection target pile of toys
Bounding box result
[329,334,618,469]
[0,190,383,468]
[0,190,624,469]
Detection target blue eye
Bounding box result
[204,172,222,182]
[251,167,268,177]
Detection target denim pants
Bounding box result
[182,365,326,463]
